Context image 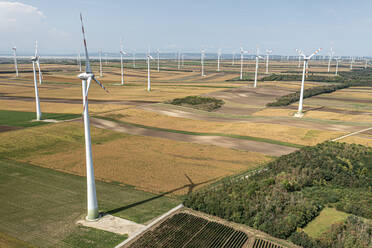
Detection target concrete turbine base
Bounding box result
[294,112,304,118]
[86,208,100,222]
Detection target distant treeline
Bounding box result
[265,68,372,106]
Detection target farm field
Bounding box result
[0,159,179,248]
[1,59,371,248]
[0,120,270,194]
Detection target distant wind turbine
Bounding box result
[232,51,235,65]
[120,38,127,85]
[147,48,154,91]
[327,48,334,73]
[157,49,160,72]
[12,46,19,77]
[217,49,222,72]
[99,49,103,77]
[201,49,206,77]
[31,40,42,121]
[133,49,136,68]
[295,48,322,117]
[335,57,340,76]
[265,49,272,74]
[254,48,264,88]
[240,47,248,80]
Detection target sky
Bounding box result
[1,0,372,56]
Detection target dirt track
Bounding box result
[90,117,297,157]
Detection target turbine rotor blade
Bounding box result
[93,77,109,93]
[80,13,92,73]
[309,48,322,59]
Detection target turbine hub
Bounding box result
[78,72,94,80]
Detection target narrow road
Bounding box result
[90,117,298,157]
[332,127,372,141]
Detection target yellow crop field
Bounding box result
[102,108,345,146]
[0,122,269,195]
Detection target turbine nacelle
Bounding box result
[78,72,94,80]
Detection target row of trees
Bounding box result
[184,142,372,246]
[265,68,372,106]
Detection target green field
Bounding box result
[302,208,350,238]
[0,110,80,127]
[0,159,179,248]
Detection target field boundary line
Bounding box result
[332,127,372,141]
[114,203,184,248]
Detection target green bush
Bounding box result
[168,96,224,111]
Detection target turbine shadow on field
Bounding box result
[105,174,217,216]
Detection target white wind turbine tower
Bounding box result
[350,57,354,70]
[254,48,264,88]
[201,49,206,77]
[240,47,248,80]
[34,41,43,84]
[12,46,19,77]
[217,49,222,72]
[298,54,301,68]
[120,38,127,85]
[31,41,42,121]
[157,49,160,72]
[365,58,368,69]
[327,48,334,73]
[232,51,235,65]
[335,57,340,76]
[99,49,103,77]
[147,48,154,91]
[133,49,136,68]
[295,48,322,117]
[105,53,108,65]
[79,14,109,221]
[177,51,181,70]
[265,49,272,74]
[182,54,185,67]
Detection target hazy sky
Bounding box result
[1,0,372,56]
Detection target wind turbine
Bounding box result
[365,58,368,69]
[120,38,127,85]
[105,53,108,65]
[254,48,264,88]
[335,57,340,76]
[177,51,181,70]
[133,49,136,68]
[157,49,160,72]
[147,48,154,91]
[78,13,109,221]
[12,46,19,77]
[240,47,248,80]
[265,49,272,74]
[201,49,206,77]
[350,57,354,70]
[298,54,301,68]
[182,54,185,67]
[34,41,43,84]
[99,49,103,77]
[31,41,42,121]
[295,48,322,117]
[327,48,334,73]
[217,49,222,72]
[232,51,235,65]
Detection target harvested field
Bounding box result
[0,122,269,194]
[101,108,345,146]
